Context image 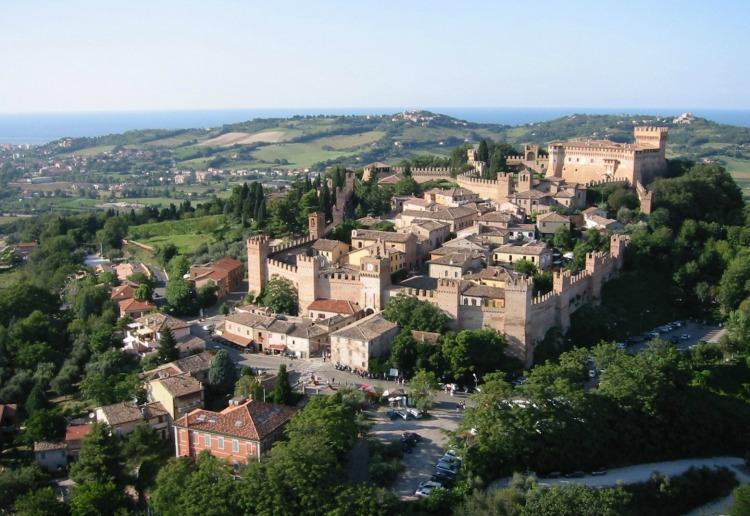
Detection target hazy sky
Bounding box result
[1,0,748,112]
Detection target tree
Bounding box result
[477,140,489,163]
[14,487,67,516]
[513,258,538,276]
[731,484,750,516]
[259,277,298,315]
[69,423,122,486]
[133,283,152,301]
[168,255,191,278]
[23,409,66,444]
[272,364,293,405]
[156,243,178,267]
[122,423,162,468]
[197,283,219,308]
[382,294,449,332]
[553,226,574,250]
[390,332,418,378]
[208,350,238,395]
[69,481,124,516]
[24,383,49,415]
[165,277,196,315]
[157,328,178,364]
[441,329,518,386]
[150,458,192,515]
[234,372,263,400]
[408,369,438,411]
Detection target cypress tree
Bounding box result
[272,364,293,405]
[157,328,179,363]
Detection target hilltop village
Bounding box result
[241,126,664,366]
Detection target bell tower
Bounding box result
[308,211,325,240]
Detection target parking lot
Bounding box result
[628,320,724,354]
[368,399,463,497]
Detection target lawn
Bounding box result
[252,142,359,168]
[719,157,750,199]
[313,131,386,150]
[139,233,213,254]
[61,144,116,157]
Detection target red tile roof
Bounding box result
[65,424,92,442]
[111,284,134,300]
[307,299,361,315]
[119,298,156,314]
[175,400,295,441]
[213,256,243,272]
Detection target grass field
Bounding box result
[313,131,386,150]
[0,216,21,226]
[251,142,359,168]
[720,157,750,199]
[61,144,116,157]
[139,234,213,254]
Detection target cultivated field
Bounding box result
[201,130,295,147]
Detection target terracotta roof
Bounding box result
[403,197,435,208]
[464,266,518,282]
[399,275,439,290]
[313,239,346,252]
[307,299,361,315]
[428,252,482,267]
[153,373,203,398]
[172,351,213,374]
[119,298,156,314]
[175,400,296,441]
[226,312,276,328]
[480,211,514,223]
[352,229,413,244]
[135,313,190,332]
[377,174,400,184]
[496,242,550,256]
[410,220,449,232]
[462,284,505,299]
[331,313,398,342]
[97,401,144,426]
[410,330,441,344]
[65,424,92,442]
[401,206,477,221]
[222,331,254,347]
[34,441,66,452]
[110,284,134,300]
[537,212,570,223]
[212,256,243,271]
[141,401,169,419]
[176,335,207,353]
[425,187,477,198]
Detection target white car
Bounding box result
[415,481,442,497]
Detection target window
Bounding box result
[204,434,211,448]
[218,437,224,450]
[232,439,239,453]
[454,271,458,278]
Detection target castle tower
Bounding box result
[247,236,270,297]
[546,143,565,178]
[496,172,513,201]
[517,170,532,192]
[436,279,461,321]
[503,275,534,366]
[296,255,321,316]
[524,144,539,162]
[308,211,325,240]
[360,255,391,311]
[467,147,478,164]
[634,127,668,160]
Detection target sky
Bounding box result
[1,0,748,113]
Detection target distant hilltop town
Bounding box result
[241,127,667,366]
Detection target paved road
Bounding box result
[628,321,724,354]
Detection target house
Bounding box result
[34,441,68,472]
[110,284,135,302]
[493,241,553,270]
[118,298,156,318]
[428,251,483,280]
[312,239,350,265]
[330,313,400,372]
[401,197,436,212]
[424,187,479,207]
[222,312,333,358]
[189,256,244,300]
[65,424,92,458]
[507,223,537,241]
[95,400,170,438]
[114,262,149,283]
[584,212,624,232]
[144,351,214,384]
[478,211,516,229]
[147,373,204,421]
[345,240,407,273]
[536,212,571,236]
[123,313,191,355]
[397,206,477,232]
[174,399,296,464]
[307,299,362,320]
[350,230,418,270]
[463,265,519,288]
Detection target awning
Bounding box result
[269,344,287,351]
[222,331,253,347]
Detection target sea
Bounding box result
[1,107,749,145]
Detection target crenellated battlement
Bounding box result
[437,278,461,291]
[393,167,453,176]
[457,173,499,186]
[586,177,631,188]
[269,236,316,256]
[532,290,557,305]
[634,126,669,134]
[266,258,298,274]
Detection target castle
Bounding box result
[247,213,629,366]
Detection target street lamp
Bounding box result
[472,373,478,390]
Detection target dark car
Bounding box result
[432,468,455,481]
[590,469,608,476]
[402,432,422,443]
[386,410,399,420]
[564,471,585,478]
[546,471,561,479]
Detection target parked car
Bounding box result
[415,481,442,497]
[406,408,423,419]
[565,471,585,478]
[432,470,455,482]
[588,369,597,379]
[670,336,679,344]
[402,432,422,443]
[590,469,608,476]
[616,342,626,350]
[436,460,459,474]
[386,410,399,420]
[546,471,561,479]
[680,334,691,340]
[396,410,410,420]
